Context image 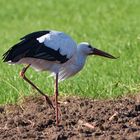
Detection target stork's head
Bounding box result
[78,42,116,59]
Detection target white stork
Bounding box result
[2,30,116,125]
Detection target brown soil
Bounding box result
[0,95,140,140]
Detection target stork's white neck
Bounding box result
[76,52,87,66]
[74,47,87,70]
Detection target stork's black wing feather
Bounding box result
[2,30,69,63]
[30,45,69,63]
[20,30,50,40]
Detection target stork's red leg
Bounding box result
[19,64,54,109]
[55,73,59,125]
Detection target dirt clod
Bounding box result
[0,96,140,139]
[135,104,140,111]
[0,107,4,113]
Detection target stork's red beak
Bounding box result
[90,48,117,59]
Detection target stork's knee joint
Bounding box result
[19,71,25,77]
[19,68,26,77]
[19,64,30,78]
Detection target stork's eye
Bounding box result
[88,45,92,48]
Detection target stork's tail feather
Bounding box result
[2,49,11,62]
[2,47,15,62]
[2,39,33,63]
